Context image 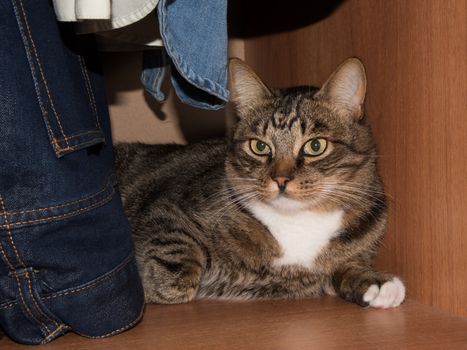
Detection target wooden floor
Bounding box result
[1,298,467,349]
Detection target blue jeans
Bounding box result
[142,0,229,110]
[0,0,144,344]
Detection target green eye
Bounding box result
[249,139,271,156]
[302,138,327,156]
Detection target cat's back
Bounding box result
[114,139,227,204]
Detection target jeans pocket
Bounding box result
[12,0,105,158]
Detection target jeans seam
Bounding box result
[0,196,27,267]
[0,253,139,337]
[15,0,70,151]
[42,253,135,301]
[0,188,115,229]
[12,272,51,335]
[0,241,16,311]
[42,324,68,344]
[52,137,105,156]
[77,56,102,130]
[1,252,136,308]
[23,270,61,328]
[1,195,62,332]
[85,307,143,339]
[11,0,58,153]
[7,180,112,216]
[0,301,15,310]
[0,241,14,270]
[52,130,102,142]
[0,196,51,336]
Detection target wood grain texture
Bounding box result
[2,299,467,349]
[241,0,467,317]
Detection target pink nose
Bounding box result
[273,176,291,192]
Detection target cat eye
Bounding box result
[249,139,271,156]
[302,138,328,156]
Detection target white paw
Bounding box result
[363,277,405,308]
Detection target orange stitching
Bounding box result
[86,308,144,339]
[78,56,101,129]
[54,137,104,150]
[0,196,25,268]
[24,271,60,328]
[0,184,115,332]
[1,195,60,330]
[0,302,15,310]
[13,272,52,335]
[1,189,115,228]
[43,254,133,300]
[53,138,105,156]
[40,254,138,338]
[42,324,67,344]
[16,19,58,150]
[53,144,76,155]
[17,0,69,148]
[0,241,14,270]
[51,130,103,143]
[53,144,72,153]
[52,142,73,150]
[0,217,16,313]
[7,181,111,216]
[16,0,104,157]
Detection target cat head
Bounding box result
[226,58,382,212]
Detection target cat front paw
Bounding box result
[363,277,405,308]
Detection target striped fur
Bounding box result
[114,58,404,308]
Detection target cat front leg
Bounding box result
[331,260,405,308]
[135,231,206,304]
[361,277,405,308]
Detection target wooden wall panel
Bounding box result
[241,0,467,317]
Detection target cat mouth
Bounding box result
[265,186,304,202]
[267,195,309,211]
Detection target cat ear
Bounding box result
[315,58,367,120]
[229,58,272,117]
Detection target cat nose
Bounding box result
[273,176,291,192]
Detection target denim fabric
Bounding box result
[0,0,144,344]
[141,0,229,110]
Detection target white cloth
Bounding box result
[53,0,157,28]
[52,0,162,49]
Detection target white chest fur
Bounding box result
[248,200,344,268]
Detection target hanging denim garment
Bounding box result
[0,0,144,344]
[142,0,229,110]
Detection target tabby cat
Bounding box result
[115,58,405,308]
